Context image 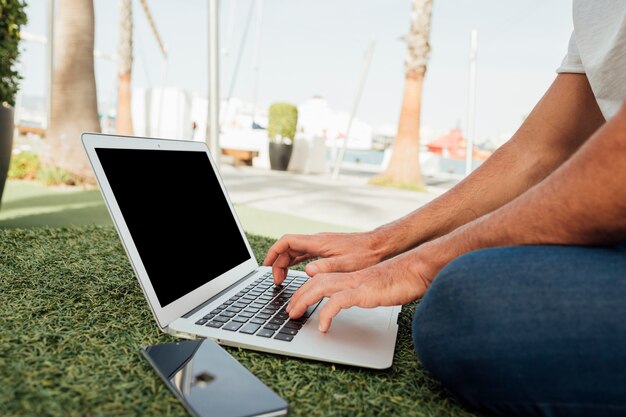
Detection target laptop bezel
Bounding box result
[82,133,259,329]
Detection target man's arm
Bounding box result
[429,100,626,262]
[372,73,605,257]
[264,74,605,280]
[286,101,626,332]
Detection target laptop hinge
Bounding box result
[182,269,259,319]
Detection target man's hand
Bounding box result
[285,246,444,332]
[263,231,389,284]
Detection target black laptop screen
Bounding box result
[95,148,251,307]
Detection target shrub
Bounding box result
[268,103,298,143]
[8,150,40,179]
[37,164,81,187]
[0,0,28,106]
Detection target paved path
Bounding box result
[220,166,445,233]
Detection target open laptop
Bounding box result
[82,133,401,369]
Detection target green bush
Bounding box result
[37,164,81,187]
[268,103,298,142]
[8,150,40,179]
[0,0,28,106]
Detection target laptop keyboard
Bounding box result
[194,272,321,342]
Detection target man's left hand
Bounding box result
[286,247,442,332]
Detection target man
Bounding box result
[264,1,626,416]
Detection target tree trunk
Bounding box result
[47,0,100,183]
[381,70,424,186]
[116,0,133,135]
[371,0,432,190]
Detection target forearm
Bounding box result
[424,102,626,270]
[373,74,605,258]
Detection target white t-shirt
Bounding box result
[557,0,626,120]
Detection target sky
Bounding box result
[20,0,573,142]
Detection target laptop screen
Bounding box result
[95,148,251,307]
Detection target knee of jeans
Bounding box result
[411,251,485,383]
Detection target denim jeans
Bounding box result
[412,245,626,417]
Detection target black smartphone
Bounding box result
[142,340,288,417]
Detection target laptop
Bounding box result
[82,133,401,369]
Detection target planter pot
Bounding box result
[0,106,14,206]
[269,142,293,171]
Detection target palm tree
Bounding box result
[116,0,134,135]
[47,0,100,182]
[371,0,433,190]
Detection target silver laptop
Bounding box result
[82,133,401,369]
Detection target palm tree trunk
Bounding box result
[47,0,100,183]
[382,70,425,185]
[371,0,433,190]
[116,0,134,135]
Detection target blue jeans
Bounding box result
[412,245,626,417]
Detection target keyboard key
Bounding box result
[258,295,272,301]
[195,318,208,325]
[284,320,303,329]
[262,307,277,314]
[232,316,249,323]
[256,313,271,320]
[206,320,224,328]
[251,318,267,325]
[213,315,230,323]
[251,302,267,309]
[274,333,294,342]
[275,313,289,321]
[236,291,246,297]
[222,300,234,305]
[220,311,236,318]
[226,307,242,313]
[203,313,215,320]
[228,297,239,302]
[239,312,254,318]
[244,307,260,314]
[239,323,261,334]
[210,308,223,314]
[242,295,256,302]
[270,318,285,325]
[223,321,243,331]
[249,290,263,296]
[233,302,248,309]
[264,323,280,331]
[279,327,298,336]
[257,328,275,338]
[219,303,230,309]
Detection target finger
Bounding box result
[305,255,358,276]
[263,234,322,267]
[290,254,313,266]
[317,290,358,332]
[287,273,360,317]
[286,276,319,313]
[272,252,292,284]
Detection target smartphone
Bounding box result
[142,339,288,417]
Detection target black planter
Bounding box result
[0,106,14,206]
[269,142,293,171]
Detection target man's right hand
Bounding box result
[262,231,388,284]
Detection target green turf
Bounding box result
[0,227,481,417]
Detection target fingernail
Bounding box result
[306,264,318,276]
[286,304,291,313]
[318,325,324,332]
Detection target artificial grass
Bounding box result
[0,227,481,417]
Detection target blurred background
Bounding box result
[1,0,573,236]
